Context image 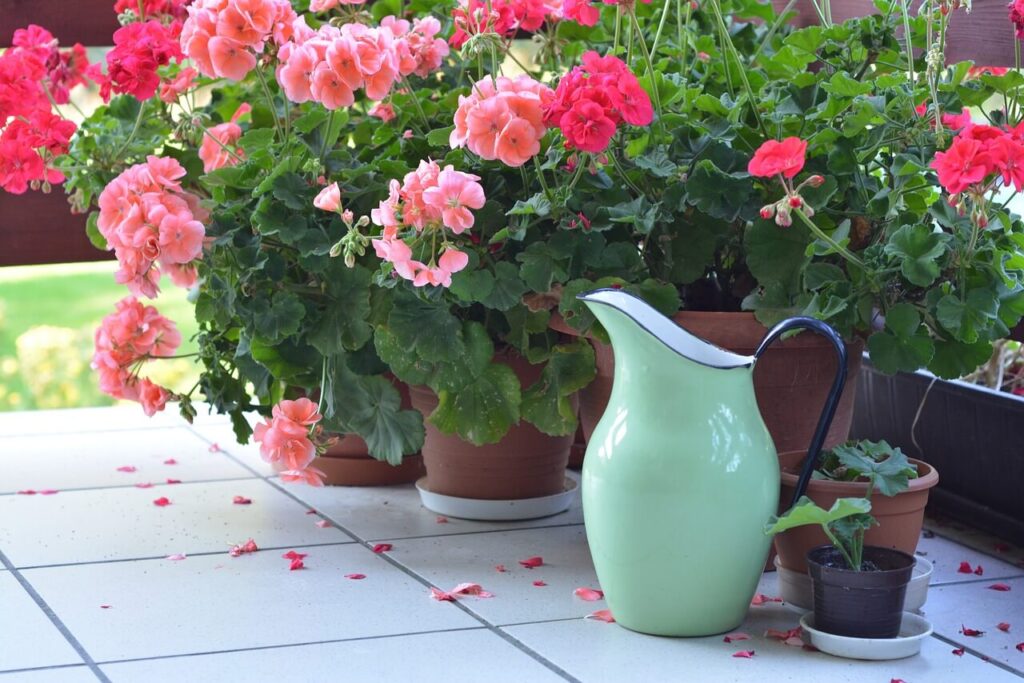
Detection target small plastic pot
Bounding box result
[806,545,915,639]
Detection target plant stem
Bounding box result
[114,102,146,160]
[793,208,865,268]
[677,0,692,88]
[822,524,859,571]
[255,64,284,142]
[319,110,335,159]
[609,150,644,196]
[401,76,431,129]
[899,0,915,87]
[708,0,767,136]
[752,0,797,62]
[614,5,623,54]
[532,156,554,203]
[629,10,665,134]
[651,0,673,58]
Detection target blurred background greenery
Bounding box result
[0,262,200,411]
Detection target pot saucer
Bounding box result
[799,612,932,660]
[777,556,933,613]
[415,477,578,521]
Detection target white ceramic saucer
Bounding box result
[800,612,933,660]
[415,477,578,521]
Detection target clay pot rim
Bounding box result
[781,457,939,495]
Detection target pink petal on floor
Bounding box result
[1016,642,1024,652]
[282,550,308,561]
[430,587,455,602]
[998,623,1011,632]
[519,556,544,569]
[975,565,984,576]
[116,466,137,473]
[723,632,750,643]
[233,496,252,505]
[228,539,258,557]
[315,520,331,528]
[732,650,755,659]
[436,516,449,523]
[373,543,393,553]
[574,587,604,602]
[891,679,907,683]
[751,593,782,606]
[163,459,178,465]
[17,490,36,495]
[166,478,181,485]
[989,583,1011,591]
[765,626,803,647]
[100,605,111,609]
[208,443,221,452]
[38,490,58,495]
[345,573,366,580]
[135,483,154,488]
[166,553,187,561]
[961,625,984,636]
[495,564,508,573]
[305,509,318,515]
[952,647,965,656]
[958,561,974,574]
[289,558,305,571]
[585,609,615,623]
[153,497,171,507]
[450,582,493,598]
[533,580,547,587]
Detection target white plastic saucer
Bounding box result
[800,612,932,660]
[415,477,578,521]
[777,556,933,613]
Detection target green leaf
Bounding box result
[521,342,596,436]
[831,441,916,497]
[745,218,811,295]
[936,289,999,343]
[430,323,522,445]
[387,290,464,361]
[885,303,922,339]
[426,125,455,147]
[449,268,496,304]
[684,159,754,222]
[884,225,949,287]
[481,262,528,311]
[237,128,275,154]
[866,331,934,374]
[517,243,568,293]
[607,196,659,235]
[822,71,874,98]
[292,108,328,134]
[765,496,872,535]
[373,326,437,387]
[804,263,847,290]
[345,375,424,465]
[634,147,677,177]
[307,265,372,355]
[928,337,994,379]
[245,291,306,343]
[508,193,552,217]
[85,212,107,251]
[271,173,313,211]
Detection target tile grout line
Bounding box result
[0,422,231,439]
[186,427,581,682]
[929,632,1024,679]
[0,474,261,498]
[925,527,1024,567]
[929,574,1024,588]
[0,548,111,683]
[0,663,92,677]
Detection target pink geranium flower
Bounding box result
[422,168,486,233]
[253,398,325,486]
[198,103,251,172]
[314,182,342,212]
[748,137,808,179]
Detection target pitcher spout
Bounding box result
[578,289,753,370]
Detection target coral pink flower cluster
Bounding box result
[544,51,653,153]
[103,20,184,101]
[1011,0,1024,39]
[931,123,1024,200]
[92,297,181,415]
[253,398,326,486]
[563,0,651,27]
[0,26,89,193]
[198,103,251,171]
[97,156,209,298]
[450,0,563,49]
[181,0,300,81]
[309,0,366,10]
[380,16,450,79]
[371,160,482,287]
[114,0,191,21]
[450,75,554,167]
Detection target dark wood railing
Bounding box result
[0,0,1017,266]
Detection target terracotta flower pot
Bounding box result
[408,352,574,500]
[774,455,940,574]
[571,311,864,460]
[311,434,425,486]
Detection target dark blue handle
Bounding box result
[754,317,848,510]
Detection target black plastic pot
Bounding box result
[806,545,915,639]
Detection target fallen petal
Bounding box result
[450,582,493,598]
[892,679,907,683]
[962,625,984,637]
[16,490,36,495]
[232,496,252,505]
[229,539,258,557]
[100,605,112,609]
[38,490,58,495]
[958,561,974,574]
[315,520,331,528]
[723,632,751,643]
[974,565,984,576]
[153,497,171,507]
[732,650,755,658]
[166,553,187,561]
[135,483,154,489]
[208,443,221,453]
[585,609,615,623]
[989,583,1011,592]
[373,543,393,553]
[166,479,181,485]
[574,587,604,602]
[952,647,965,656]
[495,564,508,573]
[305,509,318,515]
[998,623,1011,632]
[282,550,308,561]
[163,458,178,465]
[1016,643,1024,652]
[519,556,544,569]
[345,573,366,580]
[116,466,137,473]
[436,516,449,524]
[289,558,305,571]
[751,593,783,606]
[430,587,455,602]
[533,580,547,587]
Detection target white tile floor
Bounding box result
[1,407,1022,682]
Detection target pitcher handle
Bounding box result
[754,317,848,510]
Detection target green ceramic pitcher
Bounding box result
[578,289,848,637]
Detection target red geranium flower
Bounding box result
[748,137,808,179]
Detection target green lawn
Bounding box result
[0,261,200,411]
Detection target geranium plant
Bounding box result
[6,0,1024,486]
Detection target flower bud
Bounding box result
[775,206,792,228]
[788,195,802,208]
[344,252,356,268]
[760,204,776,220]
[329,241,343,258]
[807,175,825,187]
[342,209,355,225]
